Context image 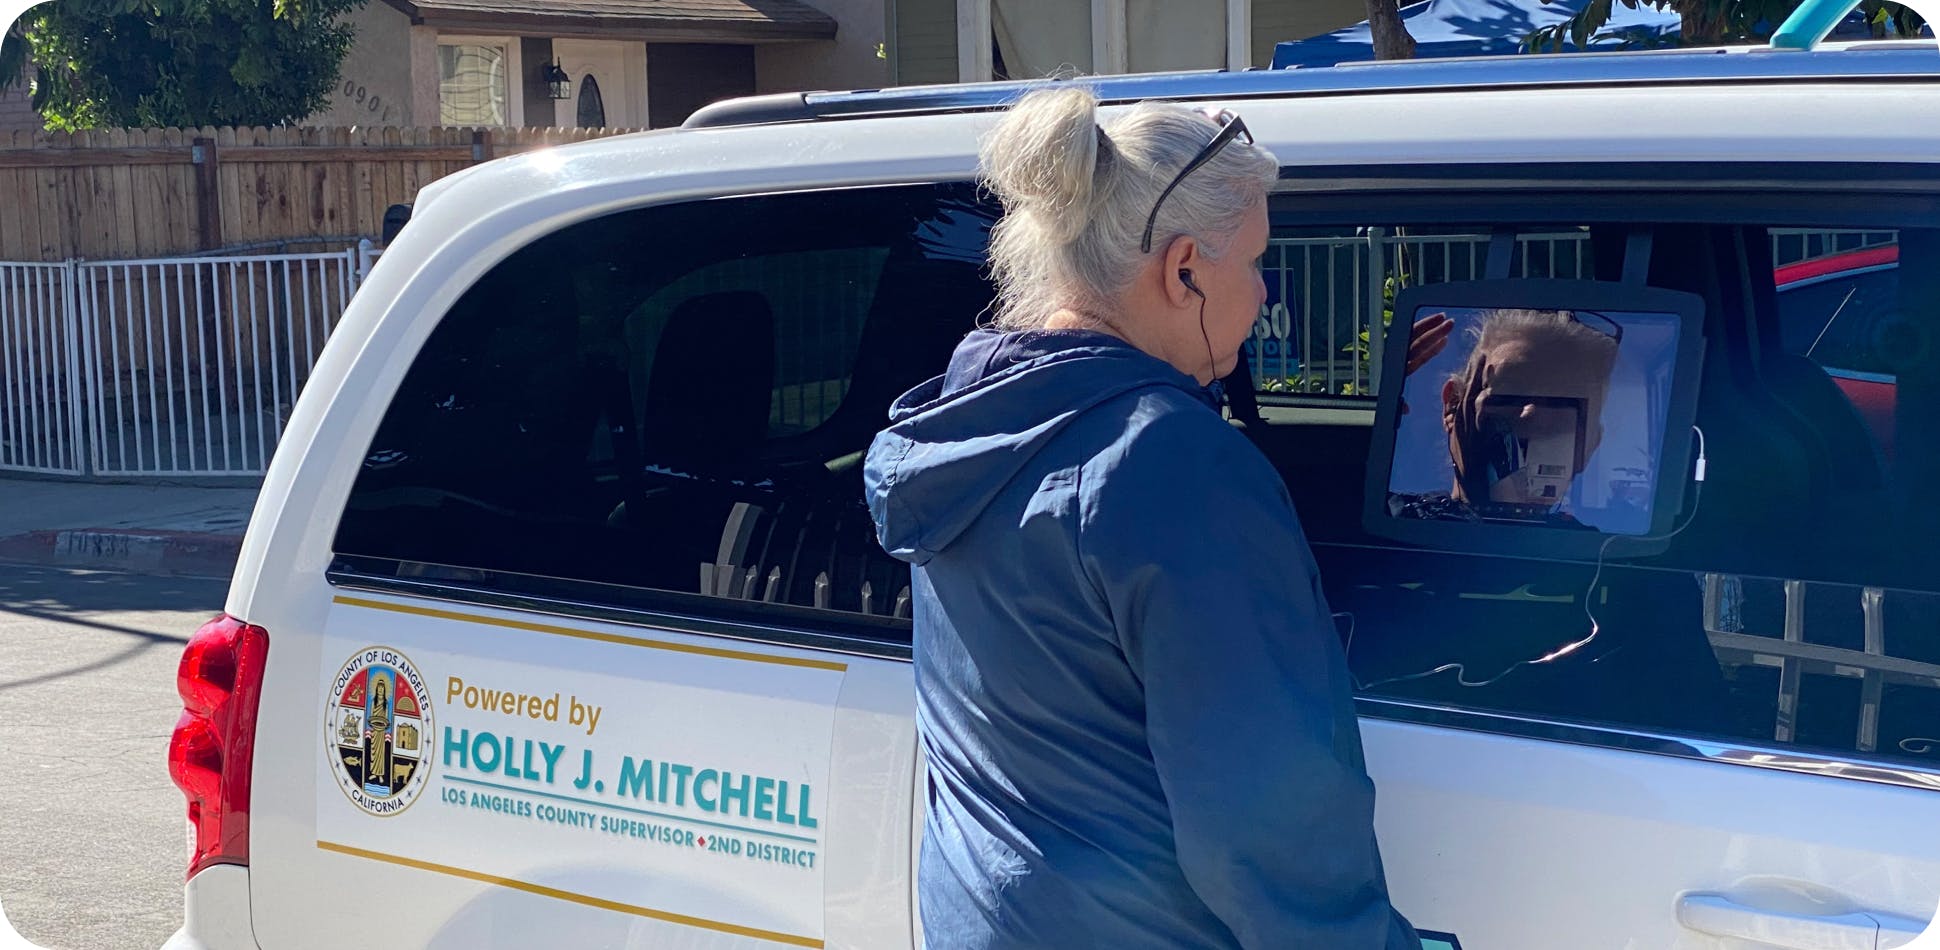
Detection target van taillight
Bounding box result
[168,614,269,879]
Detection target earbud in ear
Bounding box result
[1179,268,1203,296]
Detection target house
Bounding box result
[310,0,854,128]
[1,0,1366,133]
[895,0,1365,84]
[314,0,1369,128]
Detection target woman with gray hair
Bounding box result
[865,87,1418,949]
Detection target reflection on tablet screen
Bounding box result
[1384,305,1682,536]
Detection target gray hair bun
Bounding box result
[979,86,1107,245]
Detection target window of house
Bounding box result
[576,75,607,128]
[1261,204,1940,775]
[332,185,999,642]
[438,42,511,126]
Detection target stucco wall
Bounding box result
[1125,0,1226,72]
[755,0,889,95]
[307,0,418,126]
[889,0,1366,84]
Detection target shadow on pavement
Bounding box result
[0,563,226,692]
[0,562,225,618]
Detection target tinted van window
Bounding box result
[333,185,997,637]
[1258,215,1940,772]
[1777,257,1900,378]
[1773,231,1902,456]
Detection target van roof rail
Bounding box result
[682,43,1940,131]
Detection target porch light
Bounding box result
[545,60,572,100]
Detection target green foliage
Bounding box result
[1859,0,1929,36]
[10,0,363,130]
[1523,0,1925,51]
[1255,329,1375,397]
[1256,374,1340,395]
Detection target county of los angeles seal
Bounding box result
[325,646,434,817]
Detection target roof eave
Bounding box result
[408,8,835,42]
[379,0,425,23]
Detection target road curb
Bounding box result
[0,528,241,578]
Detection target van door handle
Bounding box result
[1676,893,1884,950]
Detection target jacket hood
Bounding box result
[865,328,1216,566]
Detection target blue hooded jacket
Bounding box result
[865,329,1418,949]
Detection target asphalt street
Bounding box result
[0,562,226,950]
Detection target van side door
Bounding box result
[1249,181,1940,949]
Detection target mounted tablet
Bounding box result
[1363,280,1706,558]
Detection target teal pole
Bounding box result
[1769,0,1863,49]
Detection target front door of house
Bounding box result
[553,39,642,128]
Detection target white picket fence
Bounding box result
[0,244,376,478]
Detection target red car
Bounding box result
[1775,243,1899,457]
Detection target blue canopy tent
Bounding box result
[1272,0,1680,68]
[1271,0,1898,68]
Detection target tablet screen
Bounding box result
[1383,305,1683,536]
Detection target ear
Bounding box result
[1441,378,1461,433]
[1162,235,1202,308]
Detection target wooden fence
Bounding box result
[0,126,646,262]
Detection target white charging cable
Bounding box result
[1347,425,1709,691]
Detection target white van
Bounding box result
[156,43,1940,950]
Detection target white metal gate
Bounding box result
[0,262,86,475]
[0,249,362,478]
[75,250,361,476]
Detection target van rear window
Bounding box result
[332,185,998,639]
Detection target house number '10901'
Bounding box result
[340,80,397,124]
